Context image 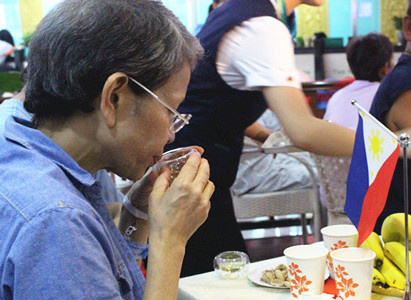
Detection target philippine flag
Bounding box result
[345,102,400,246]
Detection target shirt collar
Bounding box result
[4,116,96,188]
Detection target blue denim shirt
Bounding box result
[0,114,146,299]
[0,99,125,204]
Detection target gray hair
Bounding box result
[24,0,203,121]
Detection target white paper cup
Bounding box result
[284,245,329,299]
[321,225,358,279]
[153,147,198,182]
[330,247,375,300]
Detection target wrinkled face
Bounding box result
[111,63,191,181]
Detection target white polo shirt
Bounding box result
[216,0,301,91]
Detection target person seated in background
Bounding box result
[323,32,394,129]
[0,1,214,299]
[370,0,411,233]
[232,109,317,196]
[0,29,15,72]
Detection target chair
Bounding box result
[13,48,26,72]
[310,154,352,226]
[231,140,323,242]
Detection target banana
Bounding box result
[372,284,405,298]
[384,241,411,276]
[379,256,406,290]
[381,213,411,245]
[372,267,386,286]
[360,232,384,268]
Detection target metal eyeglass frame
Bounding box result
[128,76,191,133]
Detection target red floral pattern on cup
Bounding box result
[334,264,359,299]
[288,262,312,298]
[327,240,349,275]
[331,241,348,251]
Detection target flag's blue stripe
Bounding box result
[345,115,369,227]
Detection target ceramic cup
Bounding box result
[153,147,198,182]
[330,247,375,299]
[284,245,329,299]
[320,225,358,279]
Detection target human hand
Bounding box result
[126,146,205,214]
[126,168,158,214]
[148,150,214,246]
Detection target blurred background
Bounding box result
[0,0,407,46]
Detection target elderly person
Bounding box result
[0,0,214,299]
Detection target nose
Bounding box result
[167,129,175,143]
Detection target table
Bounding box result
[177,256,398,300]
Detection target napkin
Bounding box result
[323,279,338,298]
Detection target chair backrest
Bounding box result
[231,150,323,241]
[310,154,352,225]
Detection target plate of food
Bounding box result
[248,258,330,289]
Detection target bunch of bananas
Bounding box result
[361,213,411,298]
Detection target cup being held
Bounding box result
[283,245,328,299]
[321,225,358,279]
[153,147,198,182]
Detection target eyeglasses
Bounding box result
[128,76,191,133]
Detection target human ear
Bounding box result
[100,73,128,128]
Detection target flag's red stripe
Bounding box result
[357,145,400,246]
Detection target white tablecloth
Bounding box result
[177,256,399,300]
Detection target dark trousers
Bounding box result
[180,187,248,277]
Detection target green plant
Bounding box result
[22,31,33,46]
[0,72,24,94]
[393,16,403,31]
[294,35,305,48]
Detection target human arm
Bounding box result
[382,89,411,158]
[117,169,156,265]
[301,0,324,6]
[263,86,355,156]
[385,90,411,132]
[244,121,272,143]
[217,16,354,156]
[143,151,214,300]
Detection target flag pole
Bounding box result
[400,133,410,300]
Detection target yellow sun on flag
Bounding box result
[368,129,384,161]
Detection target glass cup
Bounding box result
[320,224,358,279]
[153,147,198,182]
[331,247,375,299]
[283,245,329,299]
[213,251,250,279]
